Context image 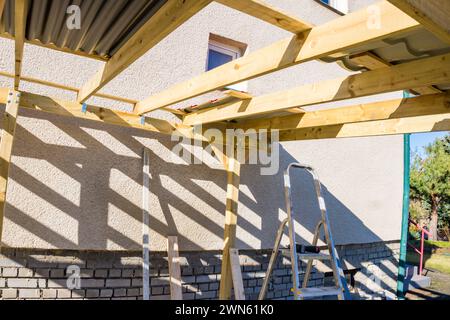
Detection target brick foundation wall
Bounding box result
[0,241,400,300]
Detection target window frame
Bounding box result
[206,37,248,92]
[316,0,348,15]
[206,40,242,72]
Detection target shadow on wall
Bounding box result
[0,105,402,295]
[0,106,386,252]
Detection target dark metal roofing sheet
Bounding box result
[0,0,167,59]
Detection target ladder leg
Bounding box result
[302,220,323,289]
[284,172,301,300]
[258,218,288,300]
[312,176,350,300]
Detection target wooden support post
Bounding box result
[142,148,151,300]
[0,90,20,243]
[229,248,245,300]
[0,0,6,21]
[167,236,182,300]
[14,0,27,90]
[219,146,241,300]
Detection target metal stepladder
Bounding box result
[259,163,351,300]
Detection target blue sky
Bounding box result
[410,131,449,158]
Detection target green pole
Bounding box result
[397,92,412,299]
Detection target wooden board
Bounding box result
[229,248,245,300]
[167,236,183,300]
[14,0,27,90]
[0,70,184,116]
[277,113,450,142]
[77,0,212,103]
[0,90,20,242]
[5,91,202,141]
[349,52,441,95]
[216,0,313,34]
[230,93,450,131]
[183,53,450,125]
[134,1,420,114]
[142,148,151,301]
[219,153,241,300]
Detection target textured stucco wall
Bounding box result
[0,0,404,251]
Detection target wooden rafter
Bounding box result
[0,89,203,141]
[349,52,441,95]
[230,93,450,132]
[77,0,212,104]
[216,0,313,34]
[388,0,450,44]
[14,0,27,90]
[183,53,450,125]
[134,1,420,115]
[0,90,20,242]
[277,113,450,142]
[0,70,185,116]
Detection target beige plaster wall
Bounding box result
[0,0,404,251]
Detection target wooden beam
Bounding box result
[167,236,182,300]
[230,93,450,131]
[183,52,450,125]
[0,70,185,116]
[219,151,241,300]
[0,0,6,21]
[14,0,27,90]
[349,52,441,95]
[224,90,253,100]
[77,0,212,103]
[0,90,203,141]
[134,1,420,115]
[216,0,313,34]
[278,113,450,142]
[0,90,20,242]
[388,0,450,44]
[229,248,245,300]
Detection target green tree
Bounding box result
[410,134,450,240]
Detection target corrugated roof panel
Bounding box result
[0,0,166,59]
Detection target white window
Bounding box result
[320,0,348,14]
[207,40,241,71]
[207,35,247,92]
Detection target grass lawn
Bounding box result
[407,240,450,274]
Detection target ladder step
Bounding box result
[297,287,342,298]
[280,249,330,260]
[297,252,331,260]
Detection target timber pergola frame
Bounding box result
[0,0,450,300]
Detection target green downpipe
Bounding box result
[397,91,412,299]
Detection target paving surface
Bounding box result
[406,270,450,300]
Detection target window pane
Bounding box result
[207,49,233,71]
